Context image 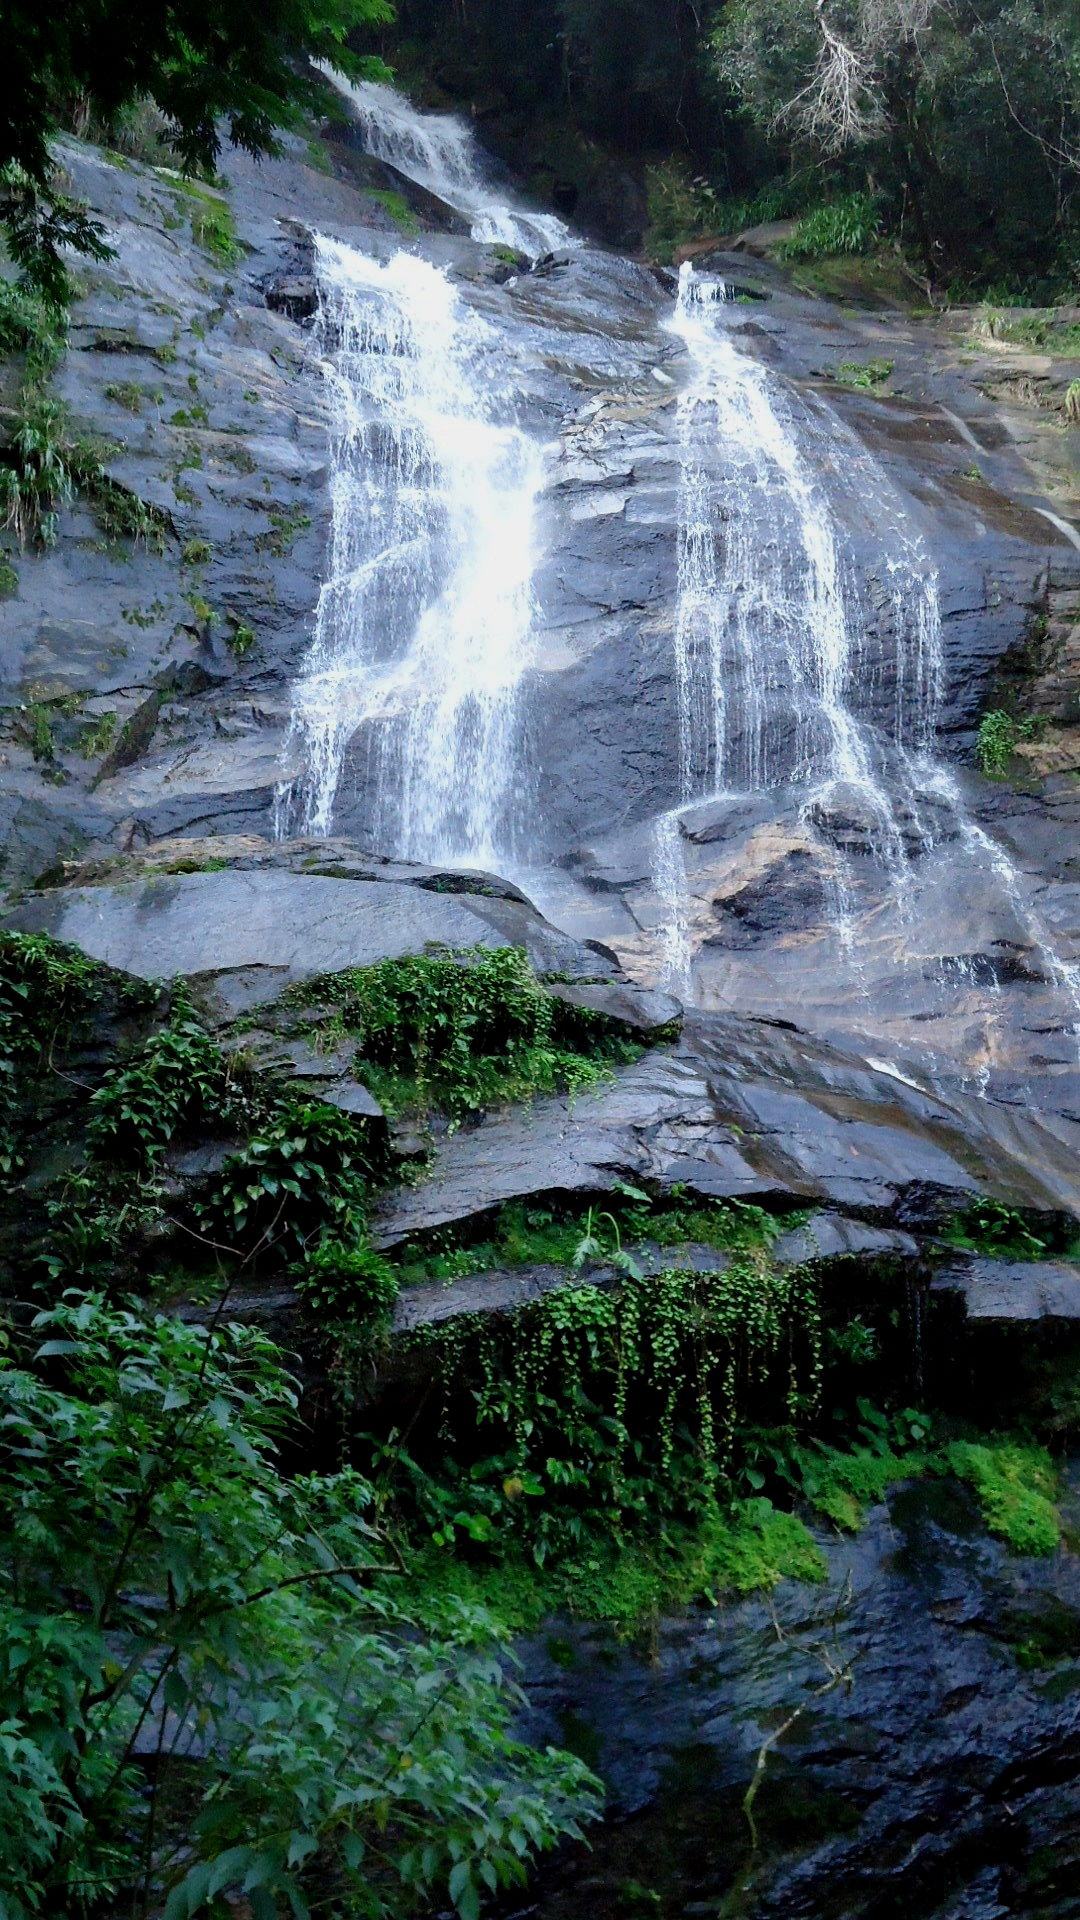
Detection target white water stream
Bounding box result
[275,236,545,863]
[318,68,571,259]
[658,265,1080,1053]
[278,79,1077,1075]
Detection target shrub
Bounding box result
[87,999,240,1166]
[200,1098,379,1258]
[835,358,893,390]
[778,193,881,261]
[975,708,1016,776]
[296,1233,400,1323]
[291,946,642,1124]
[0,1294,599,1919]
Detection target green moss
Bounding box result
[696,1501,827,1594]
[369,190,420,235]
[402,1498,826,1636]
[170,181,245,266]
[835,358,894,390]
[802,1442,926,1531]
[945,1440,1061,1555]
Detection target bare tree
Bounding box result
[780,0,885,149]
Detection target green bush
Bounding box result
[289,946,643,1124]
[778,193,881,261]
[0,1294,598,1919]
[835,358,893,390]
[87,999,240,1166]
[200,1098,379,1258]
[297,1233,400,1323]
[976,708,1016,776]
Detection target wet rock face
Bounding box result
[2,120,1079,1124]
[518,1470,1080,1920]
[0,129,1067,896]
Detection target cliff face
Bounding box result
[2,122,1077,885]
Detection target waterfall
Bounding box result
[659,265,1080,1053]
[275,236,546,864]
[667,266,919,837]
[317,69,572,260]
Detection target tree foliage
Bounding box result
[0,0,394,291]
[713,0,1080,284]
[0,1294,598,1918]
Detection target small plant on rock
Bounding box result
[975,708,1016,776]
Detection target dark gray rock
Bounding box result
[372,1013,1080,1247]
[519,1468,1080,1920]
[932,1254,1080,1320]
[1,866,618,995]
[543,980,681,1036]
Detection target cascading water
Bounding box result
[317,68,571,259]
[658,264,1080,1059]
[275,235,546,864]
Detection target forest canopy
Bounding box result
[374,0,1080,291]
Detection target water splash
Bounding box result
[318,68,572,259]
[275,236,546,863]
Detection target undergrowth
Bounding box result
[778,193,881,261]
[0,274,169,553]
[942,1197,1077,1260]
[835,358,893,390]
[390,1186,791,1286]
[284,946,647,1124]
[970,308,1080,356]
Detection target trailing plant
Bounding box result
[379,1249,823,1569]
[286,946,645,1124]
[0,1293,598,1919]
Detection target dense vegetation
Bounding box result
[0,921,1074,1909]
[369,0,1080,292]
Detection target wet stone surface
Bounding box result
[515,1472,1080,1920]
